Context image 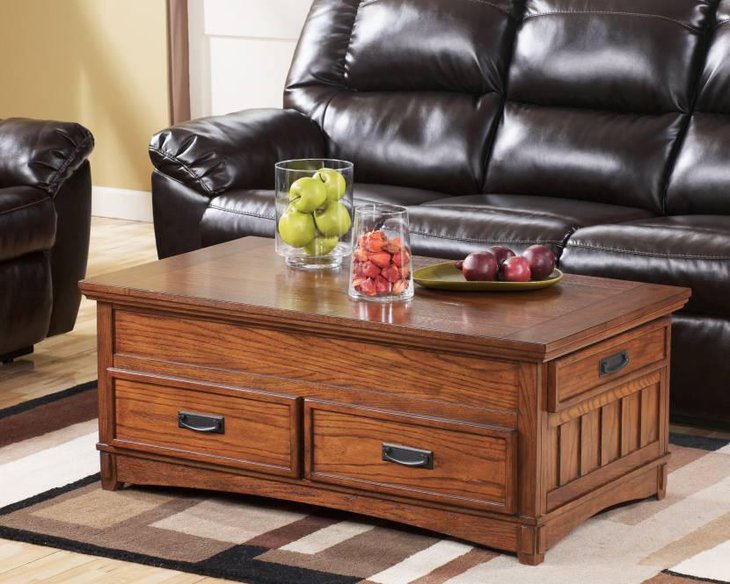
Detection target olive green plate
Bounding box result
[413,263,563,291]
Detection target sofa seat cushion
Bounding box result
[561,216,730,317]
[199,184,447,247]
[0,186,56,262]
[408,195,654,259]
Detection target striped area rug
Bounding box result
[0,382,728,584]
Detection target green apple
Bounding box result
[314,201,352,237]
[278,210,316,247]
[303,235,339,256]
[314,168,347,201]
[288,177,327,213]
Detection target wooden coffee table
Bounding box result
[80,236,690,565]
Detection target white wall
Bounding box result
[188,0,311,118]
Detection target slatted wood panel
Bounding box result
[558,418,581,485]
[553,377,662,490]
[600,402,621,466]
[580,409,601,475]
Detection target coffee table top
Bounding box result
[80,237,690,361]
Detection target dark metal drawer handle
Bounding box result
[178,411,225,434]
[599,350,630,376]
[382,442,433,469]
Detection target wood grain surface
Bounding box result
[548,321,667,411]
[112,374,300,477]
[305,400,516,512]
[80,236,691,362]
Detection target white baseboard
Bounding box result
[91,186,154,222]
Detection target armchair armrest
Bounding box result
[149,108,327,198]
[0,118,94,195]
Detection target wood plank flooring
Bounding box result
[0,216,726,582]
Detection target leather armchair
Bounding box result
[0,118,94,361]
[149,0,729,428]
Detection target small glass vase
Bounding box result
[275,159,354,270]
[349,204,414,302]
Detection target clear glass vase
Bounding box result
[349,204,414,302]
[275,159,354,270]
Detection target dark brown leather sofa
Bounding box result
[148,0,729,428]
[0,118,94,362]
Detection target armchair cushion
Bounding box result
[0,118,94,194]
[149,109,326,197]
[0,186,56,262]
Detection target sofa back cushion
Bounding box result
[284,0,522,194]
[483,0,715,213]
[667,0,730,215]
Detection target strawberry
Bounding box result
[361,261,381,278]
[374,275,391,294]
[369,251,392,269]
[383,237,402,254]
[353,247,368,262]
[392,249,410,267]
[363,230,387,252]
[381,264,401,283]
[352,277,367,289]
[392,279,409,295]
[400,265,411,279]
[359,277,377,296]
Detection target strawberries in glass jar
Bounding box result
[351,230,412,298]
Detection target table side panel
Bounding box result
[544,369,665,511]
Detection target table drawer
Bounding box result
[111,371,301,478]
[305,400,516,513]
[548,322,667,412]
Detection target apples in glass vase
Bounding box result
[275,159,354,270]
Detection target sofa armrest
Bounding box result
[149,108,327,198]
[0,118,94,195]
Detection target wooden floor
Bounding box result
[0,216,727,582]
[0,218,236,583]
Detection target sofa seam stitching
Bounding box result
[341,1,364,88]
[523,11,701,33]
[46,132,94,195]
[0,197,50,217]
[149,146,215,197]
[567,242,730,260]
[358,0,511,16]
[409,229,562,244]
[207,204,275,221]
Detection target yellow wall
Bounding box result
[0,0,170,191]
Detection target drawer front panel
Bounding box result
[306,401,517,513]
[549,323,667,411]
[112,374,300,477]
[114,310,520,412]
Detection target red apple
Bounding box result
[462,251,498,281]
[522,245,556,280]
[488,246,517,267]
[501,256,531,282]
